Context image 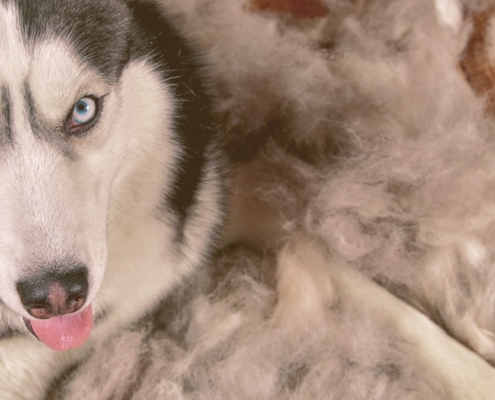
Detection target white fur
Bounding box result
[435,0,463,31]
[0,3,29,86]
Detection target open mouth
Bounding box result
[23,305,93,351]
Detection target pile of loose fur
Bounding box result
[50,0,495,398]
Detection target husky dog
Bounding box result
[0,0,225,396]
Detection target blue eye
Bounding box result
[69,97,98,128]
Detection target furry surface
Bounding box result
[49,0,495,398]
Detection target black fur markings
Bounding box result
[23,81,40,135]
[14,0,131,82]
[127,0,215,237]
[0,326,25,340]
[1,86,13,143]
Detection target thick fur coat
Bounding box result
[26,0,495,398]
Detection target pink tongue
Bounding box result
[30,305,93,351]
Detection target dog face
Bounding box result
[0,0,180,350]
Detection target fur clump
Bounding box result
[50,0,495,397]
[177,0,495,362]
[304,0,495,361]
[51,245,443,399]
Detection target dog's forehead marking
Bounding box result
[0,2,27,124]
[0,3,29,86]
[0,87,12,143]
[0,3,29,145]
[0,3,110,145]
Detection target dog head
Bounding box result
[0,0,181,350]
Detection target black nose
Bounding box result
[16,265,89,319]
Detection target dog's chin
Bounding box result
[23,305,93,352]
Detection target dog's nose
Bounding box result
[16,265,89,319]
